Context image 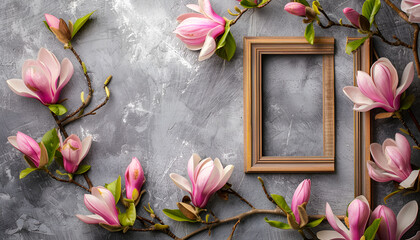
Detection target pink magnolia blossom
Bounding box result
[125,157,145,200]
[59,134,92,173]
[370,202,419,240]
[402,0,420,23]
[170,154,234,208]
[317,196,370,240]
[8,132,48,168]
[291,179,311,225]
[7,48,74,105]
[284,2,307,17]
[343,8,360,28]
[343,58,414,112]
[76,186,120,226]
[174,0,226,61]
[368,133,420,189]
[45,13,60,29]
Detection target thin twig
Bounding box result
[44,169,90,192]
[226,187,255,209]
[305,228,319,240]
[226,219,240,240]
[61,93,109,126]
[137,215,155,225]
[51,112,69,138]
[408,109,420,134]
[258,177,276,205]
[229,0,272,26]
[396,113,420,147]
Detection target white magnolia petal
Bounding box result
[169,173,192,193]
[396,200,418,240]
[399,170,419,188]
[317,230,346,240]
[79,136,92,163]
[7,136,19,149]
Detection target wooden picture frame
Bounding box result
[351,37,373,205]
[243,37,335,173]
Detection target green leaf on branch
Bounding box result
[162,209,198,222]
[271,194,293,216]
[41,128,60,166]
[105,176,121,204]
[55,151,64,168]
[295,0,310,7]
[71,11,95,38]
[305,217,324,228]
[19,168,37,179]
[217,22,232,50]
[48,104,68,116]
[118,203,136,226]
[304,22,315,45]
[74,164,91,175]
[257,0,270,7]
[363,218,381,240]
[240,0,258,8]
[216,30,236,61]
[264,217,291,229]
[43,21,52,32]
[362,0,381,25]
[346,37,368,55]
[400,93,415,110]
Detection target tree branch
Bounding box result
[44,169,90,192]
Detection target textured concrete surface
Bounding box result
[0,0,419,239]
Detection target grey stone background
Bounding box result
[0,0,418,239]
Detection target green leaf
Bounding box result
[215,31,236,61]
[271,194,293,216]
[364,218,381,240]
[346,37,369,55]
[71,11,95,38]
[400,93,415,110]
[362,0,381,24]
[43,21,52,32]
[105,176,121,204]
[304,22,315,45]
[264,217,291,229]
[54,151,64,168]
[56,170,73,179]
[295,0,310,7]
[48,104,68,116]
[257,0,270,7]
[41,128,60,166]
[305,217,324,228]
[216,22,231,50]
[74,164,91,175]
[162,209,198,222]
[118,203,136,226]
[20,168,37,179]
[240,0,258,8]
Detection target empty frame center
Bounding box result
[261,54,323,157]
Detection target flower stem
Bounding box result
[227,219,241,240]
[396,113,420,147]
[258,177,276,205]
[229,0,273,27]
[408,109,420,134]
[226,186,255,209]
[44,169,90,192]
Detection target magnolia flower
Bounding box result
[284,2,307,17]
[8,132,48,168]
[317,196,370,240]
[343,8,360,28]
[76,186,120,226]
[368,133,420,189]
[59,134,92,173]
[174,0,226,61]
[170,154,234,208]
[45,14,72,45]
[370,202,419,240]
[291,179,311,225]
[343,58,414,112]
[125,157,145,200]
[7,48,74,105]
[402,0,420,23]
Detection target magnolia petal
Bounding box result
[169,173,192,193]
[357,71,389,105]
[353,102,395,112]
[193,157,212,181]
[56,58,74,94]
[370,143,395,173]
[396,201,418,240]
[186,4,200,12]
[186,43,203,50]
[44,14,60,29]
[406,231,420,240]
[198,0,225,25]
[7,136,18,149]
[385,146,411,179]
[76,214,107,225]
[80,136,92,164]
[367,161,400,182]
[394,133,411,167]
[198,26,224,61]
[93,187,117,214]
[175,34,206,47]
[399,170,420,188]
[325,203,350,240]
[212,164,234,194]
[317,230,346,240]
[342,86,375,105]
[176,13,205,23]
[395,62,414,103]
[407,4,420,23]
[37,48,60,86]
[188,153,201,183]
[84,193,119,226]
[371,58,399,96]
[355,195,370,209]
[6,79,40,100]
